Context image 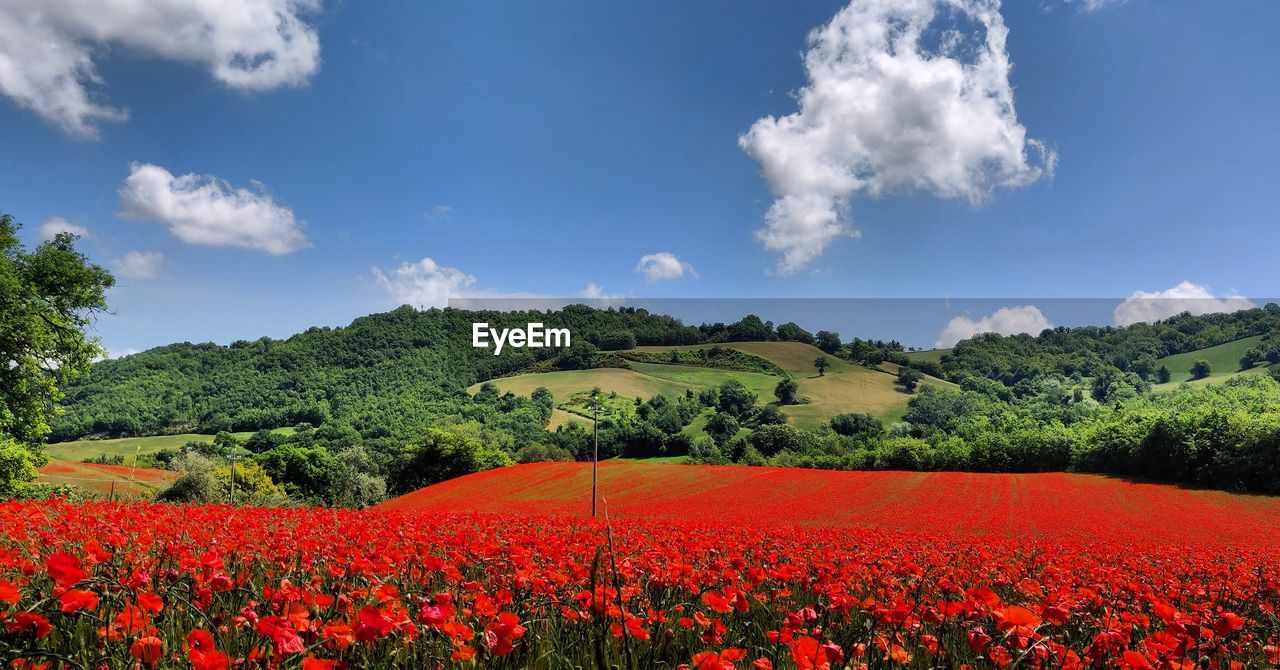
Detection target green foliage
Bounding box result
[829,413,883,440]
[715,380,757,419]
[774,378,799,405]
[0,214,113,495]
[157,452,289,506]
[0,438,39,498]
[391,427,514,494]
[596,331,637,351]
[775,322,814,344]
[814,331,841,354]
[939,306,1280,387]
[619,347,786,376]
[704,412,739,447]
[1191,360,1212,379]
[896,366,923,392]
[813,356,830,376]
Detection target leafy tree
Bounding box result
[716,380,757,419]
[1191,360,1212,379]
[530,387,555,423]
[0,438,38,498]
[774,378,799,405]
[556,340,599,370]
[815,331,841,354]
[829,413,883,439]
[243,429,286,454]
[254,444,341,502]
[896,367,923,392]
[775,322,814,344]
[391,427,514,494]
[1240,348,1263,370]
[813,356,830,377]
[597,331,637,351]
[1157,365,1172,384]
[0,214,113,495]
[753,405,787,426]
[157,452,287,505]
[704,412,740,447]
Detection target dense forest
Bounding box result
[47,302,1280,502]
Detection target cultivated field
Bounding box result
[379,461,1280,540]
[35,460,177,498]
[4,463,1278,669]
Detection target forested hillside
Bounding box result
[48,303,1280,501]
[52,305,704,441]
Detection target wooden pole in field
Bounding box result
[591,394,599,517]
[229,454,239,505]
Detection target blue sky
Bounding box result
[1,0,1277,352]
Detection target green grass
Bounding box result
[46,426,296,463]
[607,455,690,464]
[476,341,952,436]
[471,367,694,402]
[1152,335,1271,391]
[904,348,950,365]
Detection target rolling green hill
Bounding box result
[1152,335,1272,391]
[483,341,946,430]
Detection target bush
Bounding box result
[0,438,38,498]
[515,444,574,463]
[829,413,883,440]
[774,378,799,405]
[704,412,740,447]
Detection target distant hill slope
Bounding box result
[1153,335,1272,391]
[904,348,950,365]
[377,461,1280,540]
[484,341,948,427]
[45,427,296,462]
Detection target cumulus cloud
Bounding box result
[119,162,308,255]
[36,217,90,241]
[636,252,696,282]
[372,257,475,309]
[113,251,164,279]
[740,0,1055,274]
[578,282,626,306]
[936,305,1054,348]
[1113,281,1256,327]
[0,0,320,138]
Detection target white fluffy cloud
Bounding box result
[578,282,625,306]
[740,0,1055,274]
[372,257,478,309]
[119,162,308,255]
[636,252,696,282]
[113,251,164,279]
[1113,281,1256,327]
[36,217,90,241]
[936,305,1054,348]
[0,0,320,138]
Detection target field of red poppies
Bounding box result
[2,464,1279,669]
